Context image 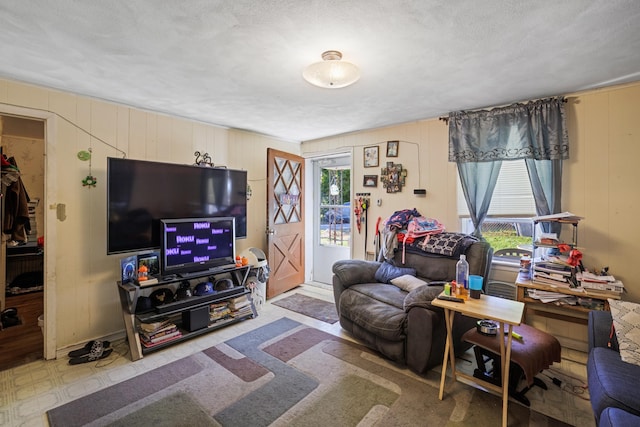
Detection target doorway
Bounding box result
[1,114,46,369]
[312,155,351,284]
[266,148,305,298]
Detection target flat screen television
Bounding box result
[160,217,236,277]
[107,157,247,254]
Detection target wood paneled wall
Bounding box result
[1,74,638,355]
[302,81,640,304]
[0,78,298,353]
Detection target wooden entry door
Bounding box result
[266,148,304,298]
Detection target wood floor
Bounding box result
[0,291,43,370]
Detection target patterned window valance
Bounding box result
[448,97,569,163]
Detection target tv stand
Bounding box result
[117,265,254,360]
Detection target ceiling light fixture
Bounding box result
[303,50,360,89]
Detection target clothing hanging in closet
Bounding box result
[2,155,31,244]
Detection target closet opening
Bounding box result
[1,114,46,370]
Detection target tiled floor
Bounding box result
[0,284,594,426]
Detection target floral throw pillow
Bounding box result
[608,299,640,367]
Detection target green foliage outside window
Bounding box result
[483,233,530,251]
[320,169,350,205]
[477,220,531,252]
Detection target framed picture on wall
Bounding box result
[364,146,379,167]
[363,175,378,187]
[381,162,407,193]
[386,140,399,157]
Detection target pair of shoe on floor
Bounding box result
[68,340,112,365]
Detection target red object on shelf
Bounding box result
[568,249,582,267]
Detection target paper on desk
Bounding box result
[534,271,570,282]
[527,289,581,303]
[533,212,583,221]
[577,271,616,283]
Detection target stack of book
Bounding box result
[139,319,182,348]
[228,295,253,318]
[210,302,232,323]
[577,271,625,294]
[535,232,560,246]
[526,288,579,305]
[532,259,574,287]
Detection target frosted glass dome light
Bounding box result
[303,50,360,89]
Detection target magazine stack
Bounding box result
[228,295,253,318]
[139,319,182,348]
[210,302,232,323]
[532,257,575,288]
[577,271,625,294]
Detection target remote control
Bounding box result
[437,295,465,303]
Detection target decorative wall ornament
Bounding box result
[193,151,213,167]
[279,192,300,206]
[77,150,91,161]
[78,147,97,188]
[381,162,407,193]
[82,175,97,187]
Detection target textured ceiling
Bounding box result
[1,1,639,142]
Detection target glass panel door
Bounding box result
[319,167,351,247]
[312,155,351,284]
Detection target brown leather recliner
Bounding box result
[332,239,492,374]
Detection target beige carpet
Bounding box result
[48,317,581,426]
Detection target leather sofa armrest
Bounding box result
[403,284,444,311]
[405,306,439,373]
[589,310,615,351]
[332,259,380,288]
[405,299,477,373]
[332,260,381,313]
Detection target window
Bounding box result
[318,163,351,247]
[459,160,534,252]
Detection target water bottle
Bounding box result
[456,254,469,299]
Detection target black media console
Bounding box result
[117,265,255,360]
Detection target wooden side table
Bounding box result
[516,275,619,324]
[432,293,524,427]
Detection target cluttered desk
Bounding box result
[516,272,621,322]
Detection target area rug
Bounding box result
[271,293,339,324]
[47,317,572,427]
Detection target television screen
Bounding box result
[107,158,247,254]
[161,217,236,277]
